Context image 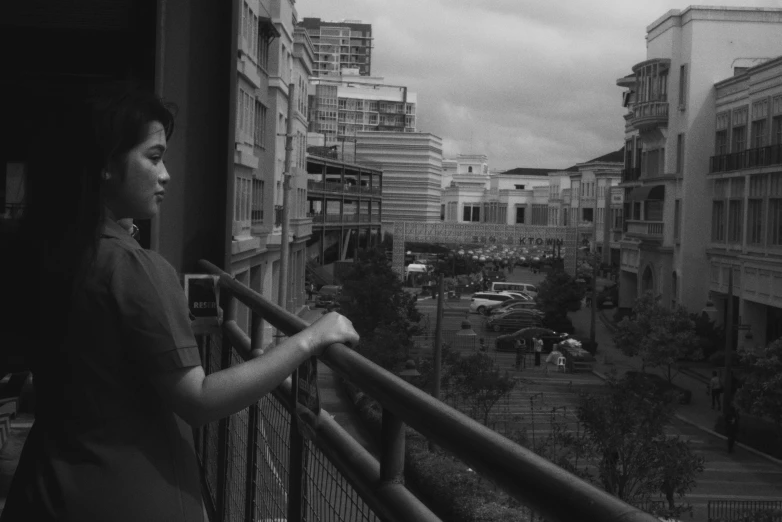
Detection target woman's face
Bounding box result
[103,121,170,220]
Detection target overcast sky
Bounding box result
[294,0,782,171]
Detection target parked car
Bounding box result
[495,329,568,352]
[490,281,538,297]
[596,283,618,309]
[485,309,543,332]
[469,292,515,315]
[490,300,542,316]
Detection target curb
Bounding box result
[592,370,782,467]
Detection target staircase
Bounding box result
[306,260,332,287]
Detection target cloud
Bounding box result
[295,0,782,169]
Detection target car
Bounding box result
[483,270,506,283]
[469,292,517,314]
[490,282,538,298]
[315,285,342,309]
[485,310,544,332]
[489,300,542,315]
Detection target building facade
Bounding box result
[308,72,416,157]
[298,17,372,77]
[707,56,782,351]
[616,6,782,315]
[355,132,443,223]
[229,0,314,344]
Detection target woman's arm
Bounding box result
[151,312,358,427]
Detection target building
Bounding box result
[355,131,443,223]
[298,18,373,77]
[305,151,383,279]
[229,0,314,343]
[567,149,624,265]
[615,6,782,316]
[308,72,416,157]
[707,55,782,350]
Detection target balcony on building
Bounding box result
[626,58,670,132]
[623,184,665,242]
[709,144,782,173]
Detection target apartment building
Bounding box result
[299,18,372,77]
[355,131,443,223]
[230,0,314,344]
[707,56,782,351]
[308,72,416,156]
[615,6,782,315]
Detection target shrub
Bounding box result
[625,371,692,405]
[542,311,574,334]
[613,307,633,323]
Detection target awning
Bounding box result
[628,185,664,201]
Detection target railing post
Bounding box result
[244,311,263,522]
[288,367,305,522]
[216,288,236,522]
[380,409,406,485]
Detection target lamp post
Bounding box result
[720,270,752,415]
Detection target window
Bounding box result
[676,133,685,173]
[712,179,728,242]
[468,166,473,173]
[645,200,663,221]
[674,200,681,241]
[582,208,593,223]
[715,130,728,156]
[252,179,264,222]
[769,174,782,245]
[440,204,445,221]
[678,64,688,109]
[774,114,782,146]
[254,101,266,148]
[463,204,480,222]
[515,207,526,224]
[752,119,767,149]
[515,184,525,190]
[732,107,749,152]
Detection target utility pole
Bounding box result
[430,274,444,452]
[724,269,735,415]
[590,200,598,345]
[278,83,296,313]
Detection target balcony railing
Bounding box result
[196,259,659,522]
[310,213,379,224]
[709,144,782,173]
[628,100,668,130]
[625,220,664,239]
[622,167,640,183]
[307,180,382,196]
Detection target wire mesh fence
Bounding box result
[195,333,381,522]
[708,500,782,521]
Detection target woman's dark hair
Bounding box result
[12,82,176,359]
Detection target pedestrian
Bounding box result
[1,84,360,522]
[534,337,543,367]
[479,337,487,352]
[708,370,723,410]
[306,281,314,301]
[515,338,524,370]
[725,409,740,453]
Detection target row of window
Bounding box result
[240,1,270,70]
[715,98,782,156]
[711,173,782,246]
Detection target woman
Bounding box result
[1,85,359,521]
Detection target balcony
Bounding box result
[627,100,668,131]
[625,220,664,240]
[709,144,782,173]
[622,167,640,183]
[309,213,379,224]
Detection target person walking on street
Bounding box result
[725,409,740,453]
[709,370,723,410]
[515,338,524,370]
[534,337,543,367]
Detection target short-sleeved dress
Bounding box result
[1,219,205,521]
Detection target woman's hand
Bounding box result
[300,311,360,357]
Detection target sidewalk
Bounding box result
[569,305,782,465]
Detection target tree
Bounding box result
[448,352,516,426]
[535,269,585,315]
[339,247,422,370]
[613,291,701,383]
[575,373,703,515]
[734,338,782,425]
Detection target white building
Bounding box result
[615,5,782,319]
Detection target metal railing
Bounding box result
[625,220,664,238]
[710,144,782,173]
[307,180,382,195]
[196,259,659,522]
[708,500,782,521]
